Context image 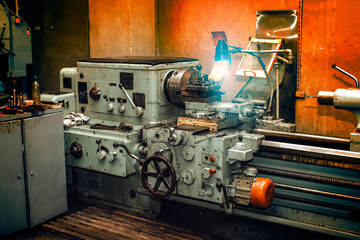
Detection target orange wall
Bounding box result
[156,0,298,102]
[88,0,360,138]
[296,0,359,138]
[88,0,155,57]
[156,0,359,138]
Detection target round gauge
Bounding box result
[181,145,195,161]
[182,169,195,185]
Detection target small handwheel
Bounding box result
[141,155,176,197]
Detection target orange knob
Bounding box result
[209,168,216,174]
[250,177,275,208]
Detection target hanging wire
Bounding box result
[2,0,31,31]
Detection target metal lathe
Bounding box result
[54,11,359,239]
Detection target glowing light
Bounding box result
[215,39,230,62]
[208,60,230,83]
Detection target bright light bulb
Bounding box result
[208,60,230,83]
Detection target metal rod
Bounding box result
[275,61,280,119]
[253,128,350,145]
[275,183,360,202]
[276,193,360,214]
[228,46,293,56]
[15,0,19,16]
[241,49,292,55]
[259,140,360,164]
[332,64,359,88]
[276,55,289,64]
[252,165,360,189]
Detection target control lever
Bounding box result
[119,83,144,117]
[168,127,175,142]
[216,182,232,214]
[196,64,202,79]
[113,142,142,166]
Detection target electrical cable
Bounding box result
[229,45,273,114]
[247,52,274,114]
[2,0,31,31]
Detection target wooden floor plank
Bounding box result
[65,214,150,240]
[43,206,212,240]
[90,206,210,239]
[76,211,166,240]
[81,208,190,240]
[43,222,99,240]
[55,218,125,240]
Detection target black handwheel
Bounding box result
[141,155,176,197]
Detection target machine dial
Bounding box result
[181,145,195,161]
[106,103,114,112]
[204,183,214,196]
[201,168,216,179]
[181,169,195,185]
[118,104,126,113]
[69,141,83,159]
[96,150,107,160]
[89,86,101,100]
[108,152,117,162]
